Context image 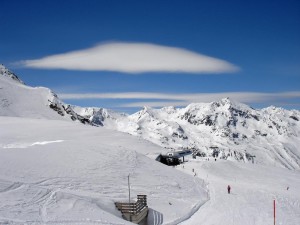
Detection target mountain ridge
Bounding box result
[0,64,24,84]
[1,65,299,169]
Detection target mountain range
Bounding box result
[1,64,299,169]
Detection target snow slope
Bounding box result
[1,117,299,225]
[178,159,300,225]
[0,65,91,124]
[0,117,208,224]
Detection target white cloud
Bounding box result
[120,101,190,108]
[59,91,300,108]
[20,42,239,73]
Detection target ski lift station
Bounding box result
[156,149,192,166]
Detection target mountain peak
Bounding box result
[220,97,231,104]
[218,97,242,108]
[215,97,253,112]
[0,64,24,84]
[142,105,152,111]
[139,106,155,116]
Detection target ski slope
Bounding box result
[178,159,300,225]
[0,117,208,225]
[0,117,299,225]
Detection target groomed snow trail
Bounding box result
[178,159,300,225]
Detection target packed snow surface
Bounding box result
[178,160,300,225]
[0,117,208,225]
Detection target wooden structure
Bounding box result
[115,195,148,224]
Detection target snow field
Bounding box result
[0,117,208,225]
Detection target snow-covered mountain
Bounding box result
[0,64,93,124]
[73,92,300,169]
[0,64,24,84]
[1,65,300,169]
[112,99,300,169]
[1,65,300,225]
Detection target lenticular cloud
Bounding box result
[21,42,239,74]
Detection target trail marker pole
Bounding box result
[128,174,131,203]
[274,199,276,225]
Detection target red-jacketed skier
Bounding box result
[227,185,231,194]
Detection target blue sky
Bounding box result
[1,0,300,113]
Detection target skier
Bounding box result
[227,185,231,194]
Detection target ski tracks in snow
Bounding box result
[148,208,163,225]
[0,180,23,194]
[0,177,126,225]
[40,189,57,222]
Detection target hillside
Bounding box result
[0,117,208,224]
[0,64,94,124]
